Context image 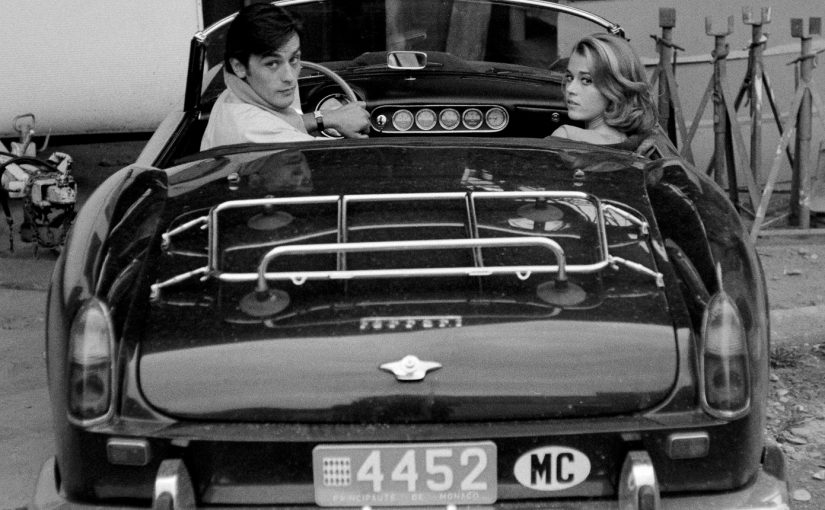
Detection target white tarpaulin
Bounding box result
[1,1,203,137]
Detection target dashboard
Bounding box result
[303,71,571,138]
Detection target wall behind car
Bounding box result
[1,1,203,138]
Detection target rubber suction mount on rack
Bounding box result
[239,288,291,317]
[517,198,564,223]
[536,280,586,307]
[247,207,294,230]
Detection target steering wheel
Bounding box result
[302,61,358,102]
[302,61,359,138]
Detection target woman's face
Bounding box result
[232,32,301,113]
[563,51,609,125]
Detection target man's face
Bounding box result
[232,32,301,112]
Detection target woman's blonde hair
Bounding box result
[571,33,657,135]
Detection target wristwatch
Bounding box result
[314,110,325,132]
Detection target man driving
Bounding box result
[201,3,370,150]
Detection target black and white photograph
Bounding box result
[2,1,825,508]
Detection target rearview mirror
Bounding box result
[387,51,427,70]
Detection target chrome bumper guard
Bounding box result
[153,459,195,509]
[619,451,661,510]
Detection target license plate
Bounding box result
[313,441,497,507]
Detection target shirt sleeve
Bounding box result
[236,107,315,144]
[201,94,315,150]
[242,119,316,143]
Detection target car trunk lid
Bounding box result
[139,141,678,422]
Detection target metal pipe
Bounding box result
[657,9,676,144]
[789,18,821,227]
[253,237,572,293]
[706,16,735,199]
[743,7,771,185]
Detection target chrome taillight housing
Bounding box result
[699,291,751,419]
[67,298,115,424]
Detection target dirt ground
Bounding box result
[1,140,824,507]
[758,240,825,508]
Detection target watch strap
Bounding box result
[314,110,325,132]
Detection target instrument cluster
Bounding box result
[370,105,509,134]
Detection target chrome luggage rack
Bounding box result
[151,191,664,311]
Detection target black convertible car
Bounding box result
[34,0,789,508]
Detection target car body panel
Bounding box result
[140,319,677,420]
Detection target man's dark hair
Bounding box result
[224,3,304,74]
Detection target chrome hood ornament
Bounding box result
[380,355,442,382]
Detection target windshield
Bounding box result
[197,0,619,107]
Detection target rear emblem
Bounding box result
[380,355,441,382]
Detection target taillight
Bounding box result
[699,291,750,419]
[68,298,115,424]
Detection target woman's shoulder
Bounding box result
[549,125,570,139]
[549,125,626,145]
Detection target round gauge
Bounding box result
[415,108,437,130]
[392,109,414,131]
[462,108,483,130]
[485,107,508,130]
[439,108,461,130]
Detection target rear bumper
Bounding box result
[32,444,790,510]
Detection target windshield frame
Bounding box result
[184,0,623,113]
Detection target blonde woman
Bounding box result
[551,33,656,146]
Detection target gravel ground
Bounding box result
[757,240,825,508]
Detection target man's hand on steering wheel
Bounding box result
[323,101,370,138]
